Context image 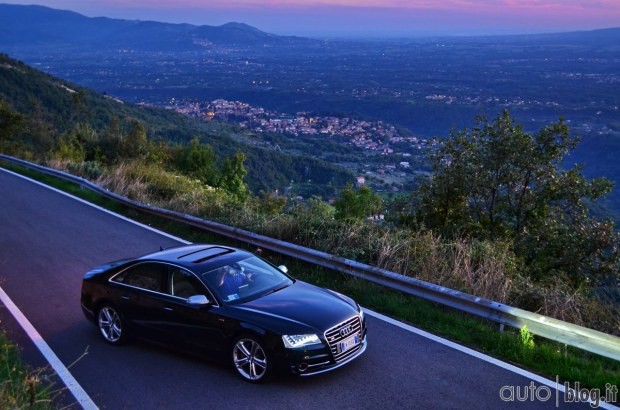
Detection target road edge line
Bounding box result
[0,286,98,409]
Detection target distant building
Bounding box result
[356,176,366,187]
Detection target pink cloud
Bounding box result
[61,0,620,12]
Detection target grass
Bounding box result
[1,161,619,397]
[0,331,56,409]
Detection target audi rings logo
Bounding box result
[339,325,354,337]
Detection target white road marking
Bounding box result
[0,286,98,410]
[364,309,619,410]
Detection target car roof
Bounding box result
[138,244,254,272]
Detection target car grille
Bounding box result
[324,315,363,363]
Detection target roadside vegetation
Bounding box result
[0,331,55,409]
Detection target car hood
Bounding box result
[233,280,359,334]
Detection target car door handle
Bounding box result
[121,296,131,301]
[164,307,174,312]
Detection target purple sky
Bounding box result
[3,0,620,37]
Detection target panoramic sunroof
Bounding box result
[177,247,233,263]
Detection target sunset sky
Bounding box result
[4,0,620,37]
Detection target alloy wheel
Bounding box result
[98,306,123,344]
[232,337,269,382]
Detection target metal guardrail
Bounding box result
[2,154,619,361]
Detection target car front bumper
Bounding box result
[286,334,367,376]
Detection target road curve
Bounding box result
[0,168,593,409]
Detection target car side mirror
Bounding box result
[278,265,288,274]
[187,294,211,306]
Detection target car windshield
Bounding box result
[201,256,293,303]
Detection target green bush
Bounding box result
[67,161,103,180]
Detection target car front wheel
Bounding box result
[232,336,272,383]
[97,305,127,345]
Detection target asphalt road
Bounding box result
[0,168,598,409]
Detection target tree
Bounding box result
[26,96,55,155]
[177,138,218,187]
[120,119,148,159]
[334,184,383,220]
[54,122,102,163]
[55,132,85,162]
[219,151,249,202]
[70,90,88,124]
[259,191,287,216]
[0,99,26,154]
[99,117,122,163]
[416,110,618,284]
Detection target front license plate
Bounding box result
[339,335,360,353]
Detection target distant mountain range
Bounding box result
[4,3,619,54]
[0,4,315,53]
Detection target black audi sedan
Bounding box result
[81,244,367,382]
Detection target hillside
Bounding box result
[0,4,315,53]
[0,54,352,194]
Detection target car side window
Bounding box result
[169,268,203,299]
[113,262,166,292]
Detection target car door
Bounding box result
[110,261,169,339]
[158,266,232,355]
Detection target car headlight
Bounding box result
[282,334,321,349]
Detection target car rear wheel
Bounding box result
[232,336,272,383]
[97,305,127,345]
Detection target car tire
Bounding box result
[232,335,272,383]
[97,304,128,345]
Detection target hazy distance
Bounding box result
[1,0,619,38]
